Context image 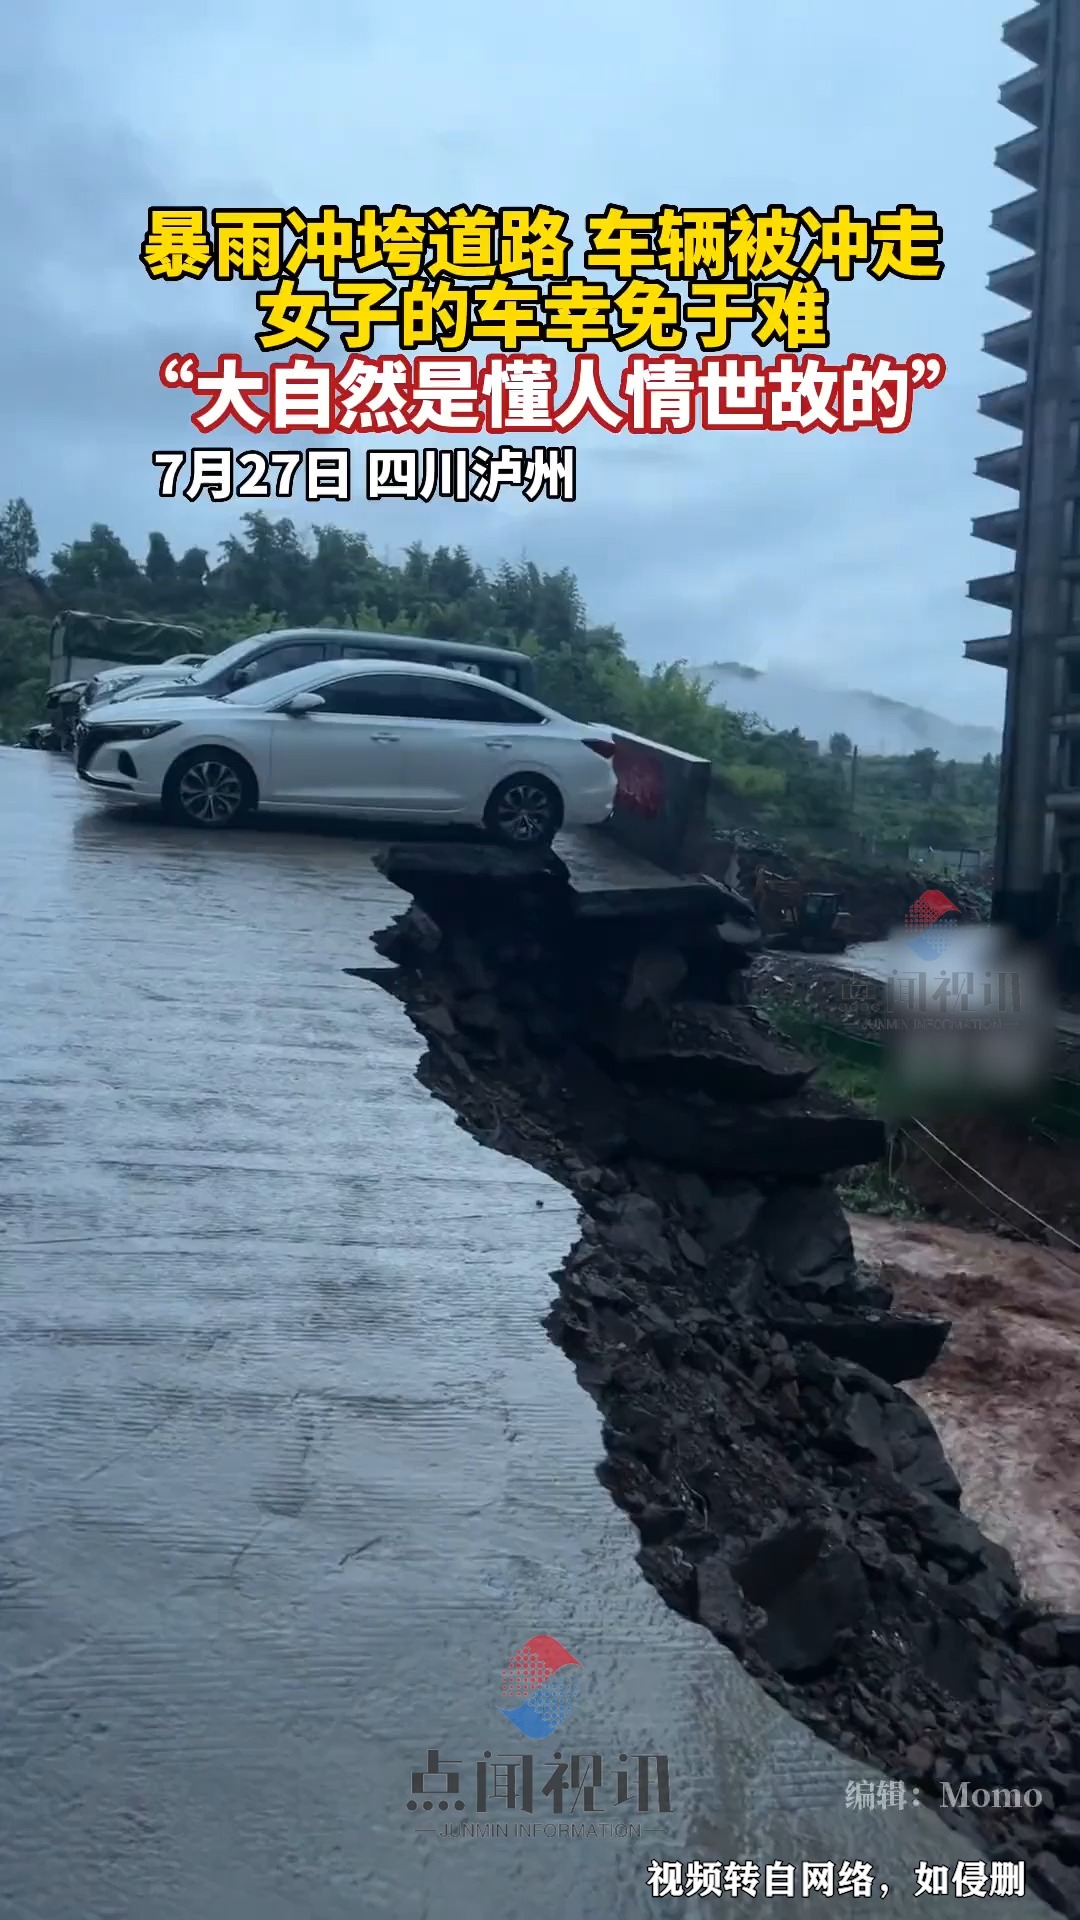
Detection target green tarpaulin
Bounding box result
[51,610,206,666]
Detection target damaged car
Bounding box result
[80,654,210,713]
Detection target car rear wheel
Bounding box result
[483,774,563,849]
[162,748,256,829]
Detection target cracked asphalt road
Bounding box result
[0,752,1051,1918]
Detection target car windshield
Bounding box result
[94,674,142,695]
[182,635,272,687]
[223,672,312,707]
[97,687,142,706]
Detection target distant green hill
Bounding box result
[699,662,1002,763]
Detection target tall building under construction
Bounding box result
[968,0,1080,964]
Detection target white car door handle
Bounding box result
[370,732,400,743]
[486,739,513,750]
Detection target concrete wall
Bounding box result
[601,728,712,873]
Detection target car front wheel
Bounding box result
[162,748,255,829]
[483,774,563,849]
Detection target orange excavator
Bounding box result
[752,868,849,953]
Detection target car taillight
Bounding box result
[584,738,616,758]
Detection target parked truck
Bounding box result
[36,611,207,752]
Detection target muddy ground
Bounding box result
[853,1217,1080,1617]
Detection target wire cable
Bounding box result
[895,1123,1080,1288]
[907,1116,1080,1257]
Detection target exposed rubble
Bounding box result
[362,843,1080,1918]
[702,835,991,941]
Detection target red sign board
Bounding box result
[613,740,665,818]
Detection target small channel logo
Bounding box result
[501,1634,581,1739]
[903,888,959,962]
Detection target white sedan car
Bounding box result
[74,657,618,847]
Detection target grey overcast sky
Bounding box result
[2,0,1026,724]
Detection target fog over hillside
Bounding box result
[696,663,1003,763]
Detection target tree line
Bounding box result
[0,495,999,851]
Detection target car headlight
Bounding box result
[91,721,183,743]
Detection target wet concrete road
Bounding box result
[0,751,1051,1918]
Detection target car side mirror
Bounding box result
[228,665,256,689]
[282,691,325,715]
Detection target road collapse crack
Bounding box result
[360,843,1080,1919]
[339,1536,383,1567]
